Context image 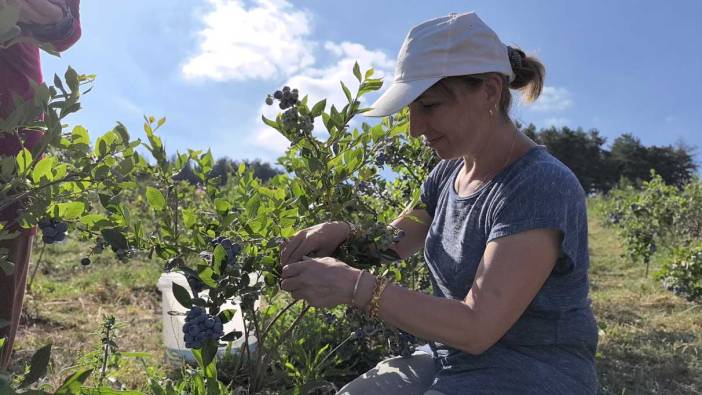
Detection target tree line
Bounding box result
[521,124,698,193]
[170,124,697,194]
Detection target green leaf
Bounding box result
[212,245,226,275]
[341,81,353,103]
[216,309,236,324]
[101,229,128,250]
[172,282,193,308]
[182,208,196,228]
[79,213,111,228]
[353,62,362,83]
[32,156,55,183]
[146,187,166,210]
[311,99,326,117]
[220,331,242,342]
[214,198,231,215]
[57,201,85,220]
[16,148,32,175]
[20,344,52,388]
[261,115,279,130]
[200,339,218,374]
[54,368,93,395]
[64,66,79,93]
[71,125,90,145]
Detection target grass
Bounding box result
[7,204,702,394]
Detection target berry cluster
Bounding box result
[210,236,242,268]
[280,109,314,136]
[265,86,299,109]
[110,245,130,260]
[39,219,68,244]
[182,307,224,349]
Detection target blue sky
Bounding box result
[41,0,702,166]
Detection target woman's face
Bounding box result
[408,77,497,160]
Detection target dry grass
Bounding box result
[589,213,701,394]
[6,205,702,394]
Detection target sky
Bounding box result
[40,0,702,167]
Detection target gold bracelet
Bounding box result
[350,269,366,307]
[368,277,390,319]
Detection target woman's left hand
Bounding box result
[280,256,359,308]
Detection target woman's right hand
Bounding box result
[279,221,351,267]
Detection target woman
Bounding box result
[0,0,81,370]
[279,12,598,395]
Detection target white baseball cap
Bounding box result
[365,12,514,117]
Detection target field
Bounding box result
[7,202,702,394]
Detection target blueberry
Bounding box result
[54,232,66,242]
[265,97,273,105]
[274,90,283,99]
[81,257,91,266]
[55,222,68,233]
[282,86,290,92]
[42,227,57,237]
[204,318,215,328]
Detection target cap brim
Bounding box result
[363,78,440,117]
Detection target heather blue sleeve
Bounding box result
[487,163,587,273]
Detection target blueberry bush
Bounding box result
[1,63,439,394]
[599,170,702,300]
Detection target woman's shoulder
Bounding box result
[504,146,585,198]
[425,158,462,185]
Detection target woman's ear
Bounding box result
[482,74,504,110]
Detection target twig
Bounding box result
[26,243,46,292]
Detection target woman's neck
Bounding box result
[455,123,535,195]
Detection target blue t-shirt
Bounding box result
[420,145,598,394]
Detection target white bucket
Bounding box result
[156,272,258,365]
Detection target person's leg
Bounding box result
[0,231,33,370]
[337,351,438,395]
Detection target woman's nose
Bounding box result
[408,109,424,138]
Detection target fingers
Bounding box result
[281,261,306,279]
[280,231,306,266]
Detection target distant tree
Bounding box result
[170,156,282,185]
[519,125,697,192]
[610,134,697,188]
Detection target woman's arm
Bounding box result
[280,207,431,267]
[386,208,432,260]
[282,227,561,355]
[17,0,64,25]
[17,0,81,51]
[369,228,561,354]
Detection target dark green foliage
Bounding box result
[521,124,697,193]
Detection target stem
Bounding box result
[250,307,265,392]
[26,243,46,292]
[261,299,299,341]
[315,332,355,370]
[98,324,111,387]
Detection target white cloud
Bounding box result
[249,40,395,157]
[526,86,573,112]
[182,0,316,81]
